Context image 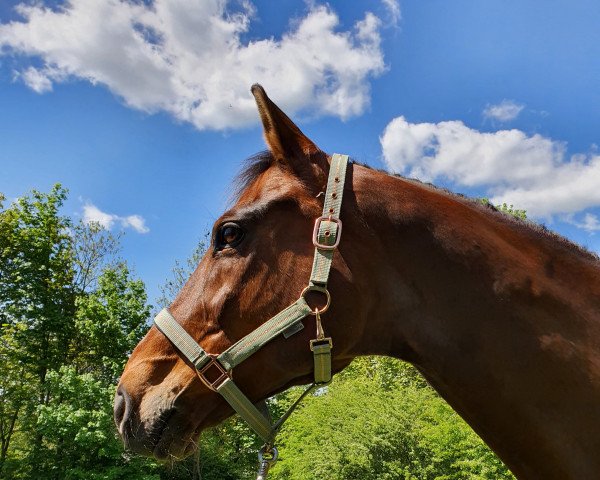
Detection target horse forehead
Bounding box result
[237,164,302,203]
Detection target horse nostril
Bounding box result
[114,385,132,435]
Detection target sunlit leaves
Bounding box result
[270,358,514,480]
[0,185,155,478]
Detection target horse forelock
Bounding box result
[232,151,274,202]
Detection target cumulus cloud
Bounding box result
[380,116,600,220]
[83,203,149,234]
[483,100,524,122]
[381,0,401,26]
[566,213,600,233]
[18,66,53,93]
[0,0,386,130]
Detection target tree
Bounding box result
[156,233,209,309]
[30,262,155,479]
[0,325,37,476]
[74,263,151,382]
[270,357,514,480]
[72,222,122,294]
[0,185,158,479]
[0,185,76,476]
[0,185,76,384]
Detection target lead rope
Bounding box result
[256,445,278,479]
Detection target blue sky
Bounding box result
[1,0,599,304]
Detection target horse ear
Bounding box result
[251,84,321,162]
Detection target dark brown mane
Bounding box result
[410,178,600,264]
[234,153,598,262]
[233,151,274,200]
[350,160,600,264]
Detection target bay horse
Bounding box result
[115,85,600,479]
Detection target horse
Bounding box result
[115,85,600,479]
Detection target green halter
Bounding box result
[154,153,348,472]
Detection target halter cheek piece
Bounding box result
[153,154,348,475]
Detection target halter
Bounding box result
[153,153,348,477]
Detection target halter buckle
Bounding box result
[197,355,230,392]
[312,216,342,250]
[310,337,333,351]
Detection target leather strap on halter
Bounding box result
[154,153,348,444]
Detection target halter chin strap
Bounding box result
[154,153,348,446]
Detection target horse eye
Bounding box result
[217,223,244,249]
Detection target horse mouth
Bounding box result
[115,379,239,460]
[153,433,197,460]
[151,415,203,460]
[119,406,200,460]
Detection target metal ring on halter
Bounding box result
[300,285,331,314]
[258,445,279,463]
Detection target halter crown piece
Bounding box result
[154,153,349,478]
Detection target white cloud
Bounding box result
[83,203,149,234]
[566,213,600,233]
[83,204,116,230]
[380,116,600,221]
[121,214,150,234]
[483,100,524,122]
[0,0,386,130]
[381,0,401,26]
[19,66,53,93]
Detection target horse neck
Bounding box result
[342,163,600,479]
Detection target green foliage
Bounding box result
[35,366,160,480]
[192,418,263,480]
[270,358,514,480]
[479,198,527,220]
[0,185,158,479]
[0,184,76,379]
[74,263,150,382]
[496,202,527,220]
[0,185,77,477]
[156,234,209,309]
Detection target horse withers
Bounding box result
[115,85,600,479]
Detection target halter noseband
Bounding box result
[153,153,348,475]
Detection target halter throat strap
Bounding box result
[153,153,349,444]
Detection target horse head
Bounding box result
[114,84,600,480]
[114,86,368,459]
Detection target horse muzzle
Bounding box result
[113,383,205,460]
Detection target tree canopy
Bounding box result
[0,185,157,478]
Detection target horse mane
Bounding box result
[384,165,599,264]
[234,153,599,263]
[233,151,274,200]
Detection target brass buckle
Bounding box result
[197,355,230,392]
[310,337,333,351]
[312,216,342,250]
